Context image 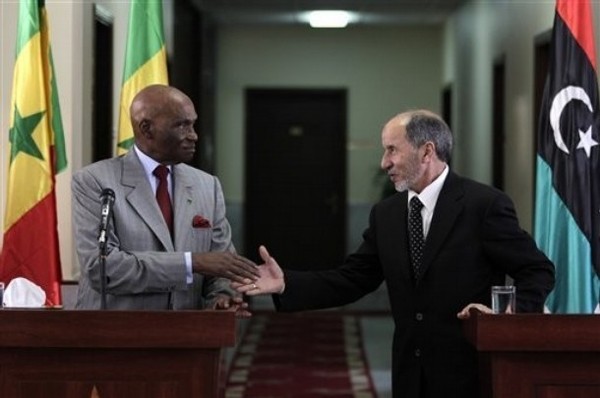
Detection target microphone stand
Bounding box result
[97,188,114,310]
[99,232,108,310]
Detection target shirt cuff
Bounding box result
[185,252,193,284]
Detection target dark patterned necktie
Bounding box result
[408,196,425,281]
[153,165,173,236]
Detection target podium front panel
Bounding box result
[0,310,236,398]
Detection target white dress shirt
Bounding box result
[408,166,449,239]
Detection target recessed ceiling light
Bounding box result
[308,10,351,28]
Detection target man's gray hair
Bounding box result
[404,110,453,163]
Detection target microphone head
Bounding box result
[100,188,115,201]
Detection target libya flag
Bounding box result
[0,0,67,306]
[534,0,600,313]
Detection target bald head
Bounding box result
[129,84,198,164]
[388,109,442,129]
[130,85,191,135]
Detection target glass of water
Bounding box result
[491,285,516,314]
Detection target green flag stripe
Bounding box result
[535,156,600,313]
[16,0,41,55]
[49,48,67,172]
[118,137,135,151]
[122,1,166,82]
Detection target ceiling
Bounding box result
[193,0,469,26]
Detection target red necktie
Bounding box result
[153,165,173,236]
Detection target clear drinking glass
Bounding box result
[491,285,516,314]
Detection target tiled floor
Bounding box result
[361,316,394,398]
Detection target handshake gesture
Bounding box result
[231,246,285,295]
[225,246,494,320]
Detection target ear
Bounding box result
[139,119,152,138]
[422,141,436,162]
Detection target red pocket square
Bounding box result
[192,215,211,228]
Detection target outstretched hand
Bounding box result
[231,245,285,295]
[192,251,259,284]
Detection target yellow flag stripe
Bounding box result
[4,32,53,230]
[117,47,168,155]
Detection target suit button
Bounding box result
[415,313,423,321]
[414,348,421,357]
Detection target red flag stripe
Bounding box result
[557,0,596,69]
[1,193,62,306]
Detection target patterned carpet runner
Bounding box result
[225,312,378,398]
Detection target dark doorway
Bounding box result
[533,31,552,223]
[534,32,552,137]
[492,56,506,190]
[441,84,453,168]
[171,0,216,172]
[441,84,452,131]
[244,89,347,271]
[92,6,113,162]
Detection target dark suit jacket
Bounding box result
[274,172,555,398]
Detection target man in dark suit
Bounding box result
[73,85,258,312]
[235,110,555,398]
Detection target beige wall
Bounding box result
[1,0,597,280]
[443,1,600,230]
[215,25,443,203]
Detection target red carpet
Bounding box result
[224,312,378,398]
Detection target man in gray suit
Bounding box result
[73,85,259,312]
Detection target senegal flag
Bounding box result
[534,0,600,313]
[117,0,168,154]
[0,0,67,306]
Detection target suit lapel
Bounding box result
[121,150,174,251]
[385,193,413,281]
[172,165,196,250]
[419,172,464,279]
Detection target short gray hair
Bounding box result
[404,110,453,163]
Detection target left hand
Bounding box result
[457,303,493,319]
[211,294,252,318]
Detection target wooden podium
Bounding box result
[463,314,600,398]
[0,310,236,398]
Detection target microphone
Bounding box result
[98,188,115,251]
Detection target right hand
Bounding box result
[457,303,493,319]
[192,252,259,284]
[232,245,285,295]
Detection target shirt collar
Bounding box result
[408,166,449,212]
[134,145,172,181]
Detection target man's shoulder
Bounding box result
[449,172,511,208]
[450,172,503,195]
[176,163,215,180]
[73,155,124,177]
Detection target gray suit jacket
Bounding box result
[73,149,235,310]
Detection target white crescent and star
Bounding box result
[549,85,598,158]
